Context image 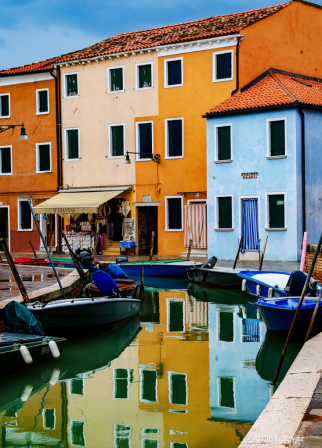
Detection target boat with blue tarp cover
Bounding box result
[119,259,202,277]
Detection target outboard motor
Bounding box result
[78,250,93,269]
[285,270,318,297]
[116,257,128,264]
[202,256,218,269]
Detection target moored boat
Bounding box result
[119,259,202,277]
[187,266,243,287]
[86,278,142,298]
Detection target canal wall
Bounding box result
[304,244,322,283]
[239,331,322,447]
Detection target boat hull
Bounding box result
[238,271,289,300]
[187,267,242,287]
[120,261,202,277]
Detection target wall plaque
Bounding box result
[143,195,152,202]
[241,172,258,179]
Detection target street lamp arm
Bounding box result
[124,151,160,164]
[0,123,28,139]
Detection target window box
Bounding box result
[215,195,233,230]
[267,118,287,157]
[165,196,183,231]
[108,124,125,158]
[0,94,10,118]
[64,73,78,97]
[136,121,153,161]
[36,143,51,173]
[165,118,183,159]
[0,146,12,175]
[136,63,153,90]
[164,57,183,88]
[213,50,233,82]
[214,124,232,162]
[266,193,286,229]
[36,89,49,115]
[18,198,33,231]
[65,128,80,160]
[108,66,124,93]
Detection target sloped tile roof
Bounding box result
[204,70,322,116]
[0,2,291,76]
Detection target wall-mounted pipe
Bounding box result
[231,37,241,96]
[299,108,306,233]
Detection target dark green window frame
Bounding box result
[166,197,183,230]
[0,146,12,174]
[168,299,184,332]
[37,89,49,114]
[65,73,78,97]
[268,194,285,229]
[166,59,182,86]
[214,51,233,81]
[110,125,124,157]
[43,408,55,429]
[0,94,10,118]
[269,119,286,157]
[71,420,85,447]
[19,199,32,230]
[66,129,79,160]
[218,377,235,408]
[169,372,187,405]
[137,63,152,89]
[217,196,233,229]
[37,144,51,173]
[114,368,129,399]
[70,379,84,395]
[166,119,183,158]
[137,122,153,159]
[140,369,157,403]
[109,67,124,92]
[216,125,231,161]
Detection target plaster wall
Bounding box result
[207,109,299,261]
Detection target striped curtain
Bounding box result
[241,199,260,253]
[184,204,207,249]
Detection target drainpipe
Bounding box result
[231,36,240,96]
[299,108,306,233]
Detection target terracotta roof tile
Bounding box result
[205,70,322,115]
[0,2,291,76]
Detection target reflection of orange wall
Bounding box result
[138,291,241,447]
[0,78,57,252]
[135,48,236,254]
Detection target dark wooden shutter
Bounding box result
[112,126,124,156]
[218,197,232,228]
[139,64,152,88]
[169,300,184,331]
[269,194,285,228]
[142,370,157,402]
[171,373,187,405]
[217,126,231,160]
[39,144,50,171]
[139,123,152,158]
[216,53,232,80]
[1,95,9,117]
[219,377,235,408]
[1,147,11,174]
[168,198,182,230]
[167,60,182,85]
[168,120,182,157]
[270,121,285,156]
[39,91,48,113]
[20,201,31,229]
[111,68,123,91]
[67,74,78,96]
[114,369,128,399]
[68,130,79,159]
[219,310,234,342]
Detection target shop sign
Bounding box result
[143,196,152,202]
[241,172,258,179]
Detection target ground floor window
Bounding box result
[218,376,235,409]
[217,307,234,342]
[165,196,183,231]
[267,193,285,229]
[114,424,131,448]
[215,196,233,229]
[18,198,32,231]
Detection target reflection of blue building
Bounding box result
[209,303,271,422]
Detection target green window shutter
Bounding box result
[38,144,50,172]
[114,369,128,399]
[169,300,184,332]
[68,130,79,159]
[1,147,11,174]
[171,373,187,405]
[71,421,85,447]
[20,201,31,229]
[270,121,285,156]
[44,409,55,429]
[70,379,84,395]
[111,68,123,91]
[172,444,188,448]
[218,197,232,228]
[39,91,48,113]
[142,370,157,402]
[139,64,152,88]
[218,309,234,342]
[139,123,152,158]
[167,198,182,230]
[67,74,78,96]
[269,194,285,228]
[168,120,182,157]
[1,95,9,117]
[217,126,231,160]
[219,377,235,408]
[112,126,124,156]
[216,53,232,80]
[167,60,182,85]
[143,440,158,448]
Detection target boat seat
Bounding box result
[0,333,44,347]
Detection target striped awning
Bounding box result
[184,204,207,249]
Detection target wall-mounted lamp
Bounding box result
[124,151,160,164]
[0,122,28,140]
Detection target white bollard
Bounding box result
[242,279,247,292]
[49,341,61,359]
[20,345,33,365]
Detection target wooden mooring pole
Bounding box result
[259,236,268,271]
[187,239,193,261]
[149,231,155,261]
[0,237,30,303]
[233,235,244,269]
[48,233,55,255]
[29,240,40,267]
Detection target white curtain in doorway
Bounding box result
[184,204,207,249]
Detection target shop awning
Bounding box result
[33,190,125,218]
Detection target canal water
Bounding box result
[0,279,302,448]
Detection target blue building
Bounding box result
[205,69,322,261]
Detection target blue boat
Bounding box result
[119,260,202,277]
[238,271,290,299]
[256,297,322,339]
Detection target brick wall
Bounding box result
[0,310,5,333]
[304,247,322,283]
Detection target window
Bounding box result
[140,369,157,403]
[114,424,131,448]
[109,124,124,157]
[36,143,51,173]
[267,119,286,157]
[36,89,49,114]
[43,409,55,430]
[136,63,152,90]
[142,429,159,436]
[0,146,12,175]
[69,379,84,395]
[167,299,184,332]
[214,125,232,162]
[65,73,78,97]
[170,444,188,448]
[165,197,183,231]
[71,420,85,447]
[169,372,187,405]
[242,318,260,343]
[108,66,124,93]
[143,440,158,448]
[217,308,234,342]
[65,128,80,160]
[165,118,183,158]
[113,369,129,399]
[136,121,153,160]
[267,194,285,229]
[213,50,233,82]
[218,377,235,408]
[164,58,183,87]
[18,198,32,231]
[215,196,233,230]
[0,94,10,118]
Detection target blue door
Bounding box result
[241,199,259,253]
